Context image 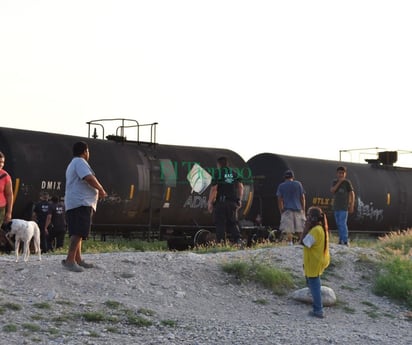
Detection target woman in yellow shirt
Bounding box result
[301,206,330,318]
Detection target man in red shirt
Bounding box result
[0,151,13,226]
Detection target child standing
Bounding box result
[301,206,330,318]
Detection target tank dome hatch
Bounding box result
[378,151,398,166]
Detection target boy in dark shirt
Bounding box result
[330,166,355,245]
[46,196,67,250]
[32,191,51,253]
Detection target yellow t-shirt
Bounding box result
[303,225,330,277]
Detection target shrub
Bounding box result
[222,260,294,295]
[81,312,107,322]
[378,229,412,257]
[2,302,22,311]
[373,256,412,308]
[3,324,18,332]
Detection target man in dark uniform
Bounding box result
[208,156,244,244]
[45,196,67,250]
[32,191,51,253]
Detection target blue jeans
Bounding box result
[307,276,323,316]
[334,210,348,244]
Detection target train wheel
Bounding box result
[193,229,215,247]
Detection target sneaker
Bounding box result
[78,260,94,269]
[308,311,325,319]
[62,260,84,272]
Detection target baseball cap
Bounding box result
[284,169,294,178]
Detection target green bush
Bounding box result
[377,229,412,256]
[371,229,412,309]
[3,324,18,332]
[373,256,412,308]
[53,237,168,254]
[222,260,294,295]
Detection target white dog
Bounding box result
[5,219,42,262]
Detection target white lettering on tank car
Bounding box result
[183,195,208,208]
[41,181,62,190]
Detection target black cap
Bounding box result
[284,169,294,178]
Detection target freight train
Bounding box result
[1,120,411,249]
[0,120,253,249]
[247,152,412,235]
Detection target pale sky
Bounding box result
[1,1,412,166]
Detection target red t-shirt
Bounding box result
[0,169,11,208]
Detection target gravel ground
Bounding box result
[0,244,411,345]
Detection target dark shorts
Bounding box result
[66,206,93,239]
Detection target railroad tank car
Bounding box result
[247,152,412,234]
[0,123,253,248]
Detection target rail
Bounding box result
[86,118,158,144]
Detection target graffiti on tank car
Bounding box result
[356,198,384,223]
[41,180,62,191]
[183,195,208,209]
